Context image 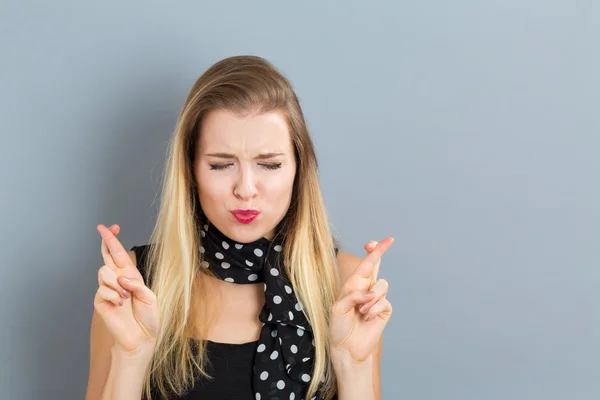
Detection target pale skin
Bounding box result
[87,109,393,400]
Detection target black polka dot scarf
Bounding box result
[199,220,324,400]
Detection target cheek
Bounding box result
[263,168,295,202]
[196,166,227,201]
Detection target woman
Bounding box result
[87,55,394,400]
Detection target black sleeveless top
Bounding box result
[130,244,339,400]
[131,244,257,400]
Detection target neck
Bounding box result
[192,272,265,343]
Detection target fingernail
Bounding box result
[122,290,130,298]
[122,277,131,282]
[119,299,124,306]
[359,304,369,313]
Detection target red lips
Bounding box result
[231,209,260,224]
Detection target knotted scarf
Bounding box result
[199,219,322,400]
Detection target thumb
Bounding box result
[118,276,156,306]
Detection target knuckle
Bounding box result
[98,266,118,287]
[343,276,358,289]
[99,286,116,299]
[96,288,106,300]
[339,282,354,296]
[97,267,106,283]
[98,264,111,275]
[142,284,156,301]
[346,275,369,290]
[331,301,343,315]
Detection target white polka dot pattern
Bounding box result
[199,220,327,400]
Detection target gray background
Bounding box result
[1,1,598,399]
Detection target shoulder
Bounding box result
[335,250,362,285]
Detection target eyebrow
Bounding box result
[204,152,285,160]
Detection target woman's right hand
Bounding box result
[94,224,160,358]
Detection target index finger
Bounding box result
[354,236,394,279]
[97,224,133,269]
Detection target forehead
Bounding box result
[198,109,293,154]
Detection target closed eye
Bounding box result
[260,163,282,170]
[209,163,233,170]
[209,163,282,171]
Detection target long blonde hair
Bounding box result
[142,55,340,400]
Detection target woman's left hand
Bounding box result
[329,237,395,364]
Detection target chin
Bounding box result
[228,229,266,243]
[219,222,271,243]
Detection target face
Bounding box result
[194,108,297,243]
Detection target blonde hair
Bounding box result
[142,55,340,400]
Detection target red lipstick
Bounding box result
[231,209,260,224]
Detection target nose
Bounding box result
[233,165,258,200]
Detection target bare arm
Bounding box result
[85,250,137,400]
[336,251,383,399]
[334,354,376,400]
[101,345,153,400]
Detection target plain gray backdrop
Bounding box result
[1,1,598,399]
